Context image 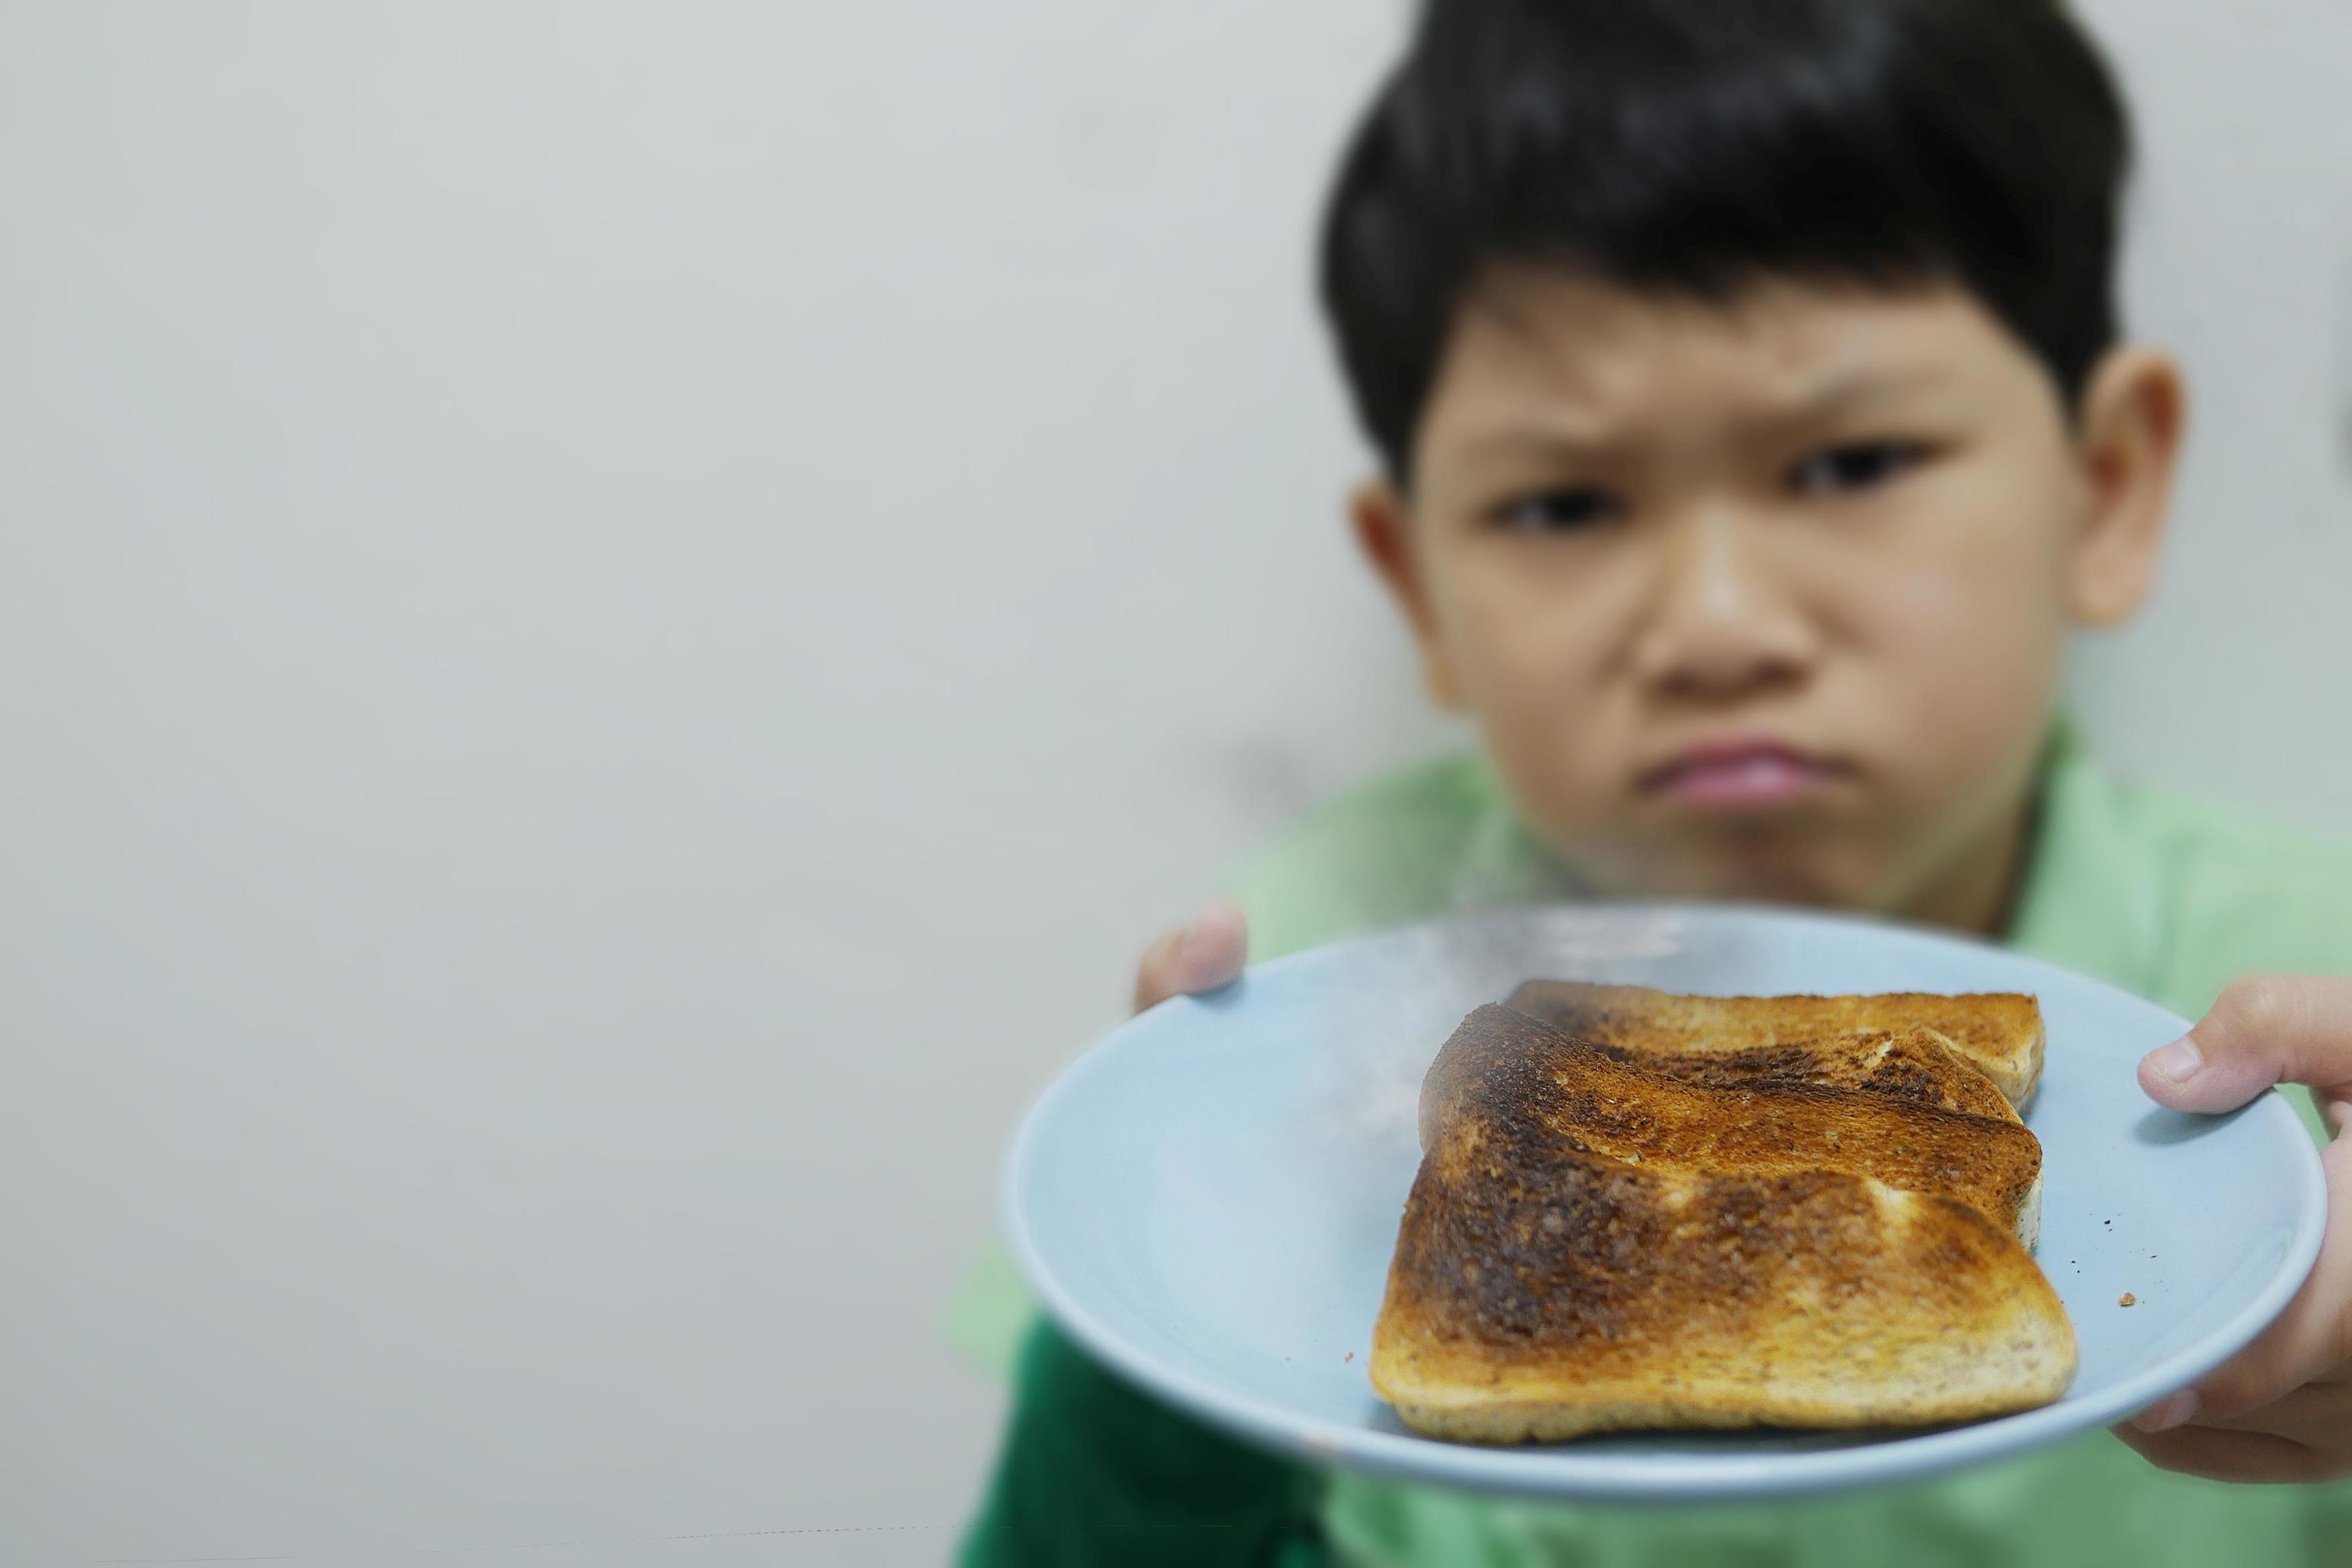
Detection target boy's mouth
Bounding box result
[1638,738,1849,814]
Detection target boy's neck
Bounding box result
[1898,797,2039,941]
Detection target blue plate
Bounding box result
[1003,903,2327,1502]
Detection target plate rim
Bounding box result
[1002,899,2330,1502]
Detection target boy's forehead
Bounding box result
[1425,266,2004,444]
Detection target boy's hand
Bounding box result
[2118,975,2352,1482]
[1132,900,1248,1014]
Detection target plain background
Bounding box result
[4,2,2349,1564]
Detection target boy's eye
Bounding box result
[1490,485,1625,534]
[1787,440,1927,496]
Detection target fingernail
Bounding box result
[2132,1389,2198,1433]
[2145,1037,2204,1084]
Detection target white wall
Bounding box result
[2069,0,2352,812]
[2,3,2345,1565]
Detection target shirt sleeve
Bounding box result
[956,1316,1326,1567]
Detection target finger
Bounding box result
[1134,930,1185,1013]
[2138,974,2352,1114]
[2113,1422,2337,1484]
[2168,1381,2352,1450]
[1131,901,1250,1013]
[2130,1136,2352,1427]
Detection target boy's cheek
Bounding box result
[1859,584,2066,760]
[1446,641,1628,846]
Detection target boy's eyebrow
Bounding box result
[1786,363,1955,417]
[1446,364,1958,464]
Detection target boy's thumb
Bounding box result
[1132,901,1249,1014]
[2138,974,2352,1115]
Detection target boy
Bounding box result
[957,1,2352,1562]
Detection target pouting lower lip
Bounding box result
[1642,748,1843,809]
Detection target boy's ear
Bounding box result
[2066,345,2187,627]
[1350,479,1464,709]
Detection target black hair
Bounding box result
[1318,0,2133,481]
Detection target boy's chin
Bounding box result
[1577,837,1885,914]
[1670,866,1858,910]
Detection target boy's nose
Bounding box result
[1629,509,1818,702]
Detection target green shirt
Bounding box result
[955,730,2352,1566]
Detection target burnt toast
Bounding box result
[1370,1005,2074,1443]
[1506,980,2046,1110]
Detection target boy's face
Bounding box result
[1358,270,2181,929]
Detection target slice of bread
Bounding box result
[1568,1024,2022,1126]
[1506,980,2046,1110]
[1418,1006,2042,1241]
[1371,1005,2074,1443]
[1372,1157,2077,1443]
